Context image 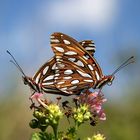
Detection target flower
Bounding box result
[46,104,63,125]
[73,104,91,125]
[30,92,43,100]
[84,133,106,140]
[92,133,106,140]
[30,92,48,108]
[78,90,107,122]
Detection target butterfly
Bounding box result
[51,32,134,95]
[6,39,96,96]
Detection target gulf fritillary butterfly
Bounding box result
[7,32,134,96]
[6,39,96,96]
[51,32,134,95]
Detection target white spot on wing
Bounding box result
[43,66,49,75]
[68,58,76,62]
[65,51,77,55]
[52,63,56,70]
[55,47,64,52]
[42,82,54,85]
[85,47,95,50]
[88,44,95,46]
[55,73,60,76]
[63,39,70,45]
[64,70,73,75]
[77,70,92,78]
[55,70,59,73]
[83,79,93,82]
[71,80,80,84]
[57,81,65,84]
[51,39,60,43]
[50,36,55,39]
[88,64,94,71]
[35,73,41,83]
[56,56,62,59]
[82,41,85,45]
[95,71,100,80]
[83,56,88,60]
[56,58,61,61]
[60,87,67,91]
[69,86,77,90]
[75,60,84,67]
[63,76,72,80]
[44,75,54,81]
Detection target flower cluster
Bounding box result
[78,90,107,123]
[84,133,106,140]
[29,90,107,140]
[73,104,91,126]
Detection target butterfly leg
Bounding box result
[98,87,104,96]
[29,92,35,105]
[62,101,71,110]
[56,96,62,105]
[62,101,72,124]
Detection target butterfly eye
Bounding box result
[22,76,28,85]
[107,81,112,86]
[24,81,28,85]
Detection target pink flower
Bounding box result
[30,93,48,107]
[30,92,43,100]
[78,90,107,121]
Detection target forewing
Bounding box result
[33,57,61,94]
[33,57,81,95]
[50,32,103,94]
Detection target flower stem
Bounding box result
[75,122,78,132]
[52,125,58,140]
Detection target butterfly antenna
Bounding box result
[7,50,26,76]
[112,56,135,75]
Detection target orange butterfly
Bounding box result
[7,38,96,96]
[51,32,134,95]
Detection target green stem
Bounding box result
[75,121,80,135]
[52,125,58,140]
[75,123,78,132]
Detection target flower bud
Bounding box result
[33,111,43,119]
[84,112,91,120]
[29,119,39,129]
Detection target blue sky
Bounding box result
[0,0,139,100]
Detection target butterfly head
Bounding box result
[106,75,115,86]
[22,76,40,92]
[95,56,134,89]
[95,75,115,89]
[22,76,32,85]
[7,50,41,93]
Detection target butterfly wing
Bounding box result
[79,40,96,56]
[51,32,103,94]
[33,57,70,95]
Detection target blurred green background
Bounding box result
[0,0,140,140]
